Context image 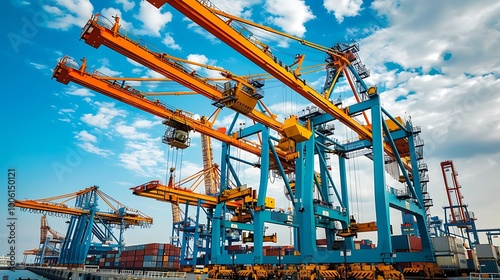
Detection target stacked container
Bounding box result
[85,254,102,266]
[100,250,120,268]
[432,236,468,271]
[466,249,479,271]
[118,243,180,270]
[391,235,422,252]
[475,244,500,273]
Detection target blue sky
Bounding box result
[1,0,500,258]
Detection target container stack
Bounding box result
[475,244,500,273]
[118,243,180,270]
[432,236,467,271]
[100,250,120,268]
[226,245,249,254]
[391,235,422,252]
[85,255,102,266]
[263,246,284,256]
[355,239,376,250]
[466,248,479,271]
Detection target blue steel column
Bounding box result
[338,156,353,251]
[370,95,393,263]
[180,202,190,265]
[59,216,77,264]
[70,216,86,264]
[296,133,316,262]
[253,127,270,264]
[212,142,229,262]
[80,210,97,265]
[191,199,202,267]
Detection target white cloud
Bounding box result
[30,62,48,70]
[43,0,94,30]
[362,1,500,76]
[186,54,223,78]
[132,119,159,129]
[58,108,75,114]
[96,65,122,76]
[80,101,126,129]
[75,130,97,143]
[74,130,112,157]
[184,18,220,44]
[134,1,172,37]
[115,124,151,140]
[64,85,95,97]
[118,140,165,177]
[264,0,315,37]
[101,7,134,31]
[77,142,113,157]
[116,0,135,11]
[323,0,363,23]
[162,33,182,51]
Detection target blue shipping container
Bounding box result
[479,260,500,273]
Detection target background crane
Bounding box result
[440,160,480,247]
[22,215,65,265]
[14,186,152,266]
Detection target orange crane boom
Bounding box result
[131,180,244,209]
[80,14,288,134]
[14,186,152,226]
[52,56,294,167]
[146,0,401,161]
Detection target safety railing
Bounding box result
[470,272,500,280]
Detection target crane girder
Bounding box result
[14,200,152,226]
[14,185,152,226]
[80,14,292,136]
[52,57,295,167]
[131,180,243,209]
[146,0,401,162]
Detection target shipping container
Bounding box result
[458,253,468,269]
[435,255,459,268]
[316,239,327,246]
[476,244,498,260]
[432,236,464,253]
[479,259,500,273]
[467,259,478,271]
[392,235,422,251]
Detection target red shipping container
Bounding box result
[408,235,422,251]
[135,250,145,256]
[145,249,158,255]
[146,243,160,250]
[134,261,142,267]
[226,245,244,251]
[467,249,474,259]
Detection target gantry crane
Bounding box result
[23,215,65,265]
[52,8,435,279]
[440,160,480,247]
[15,186,152,266]
[144,0,433,268]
